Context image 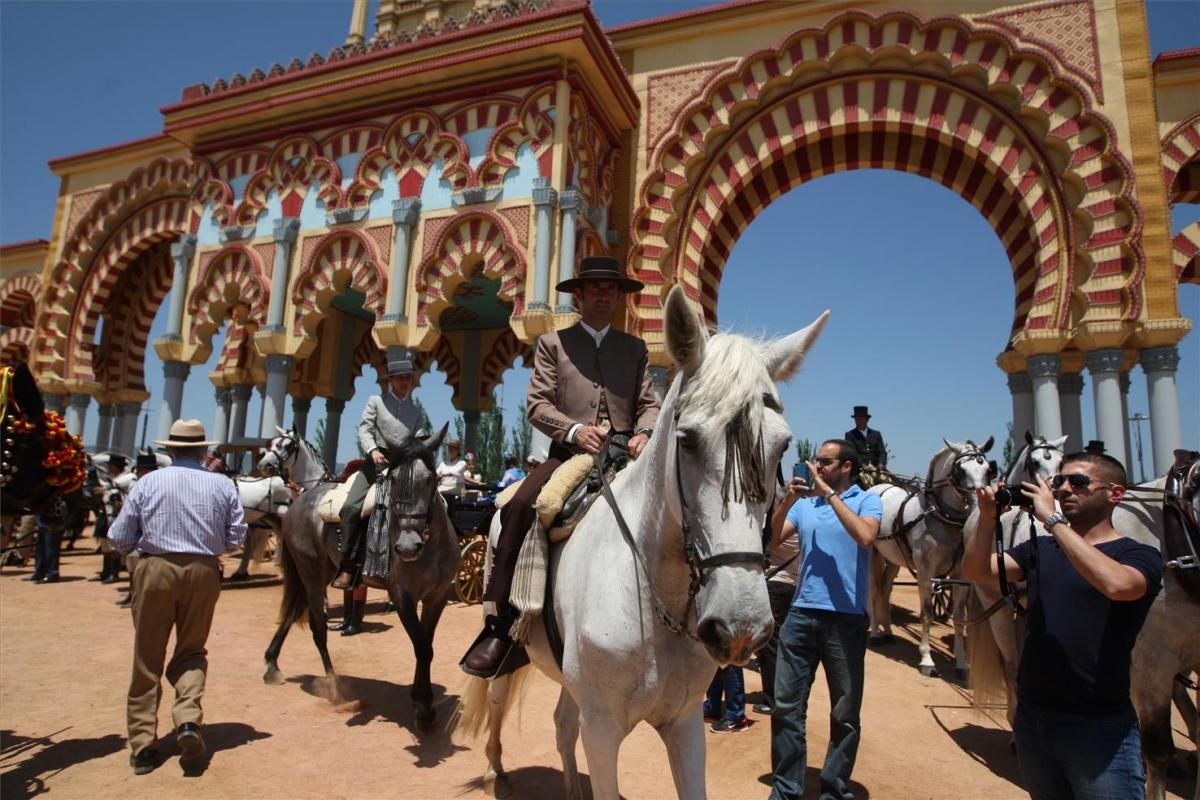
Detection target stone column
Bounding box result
[1027,354,1063,440]
[1057,372,1084,453]
[227,384,253,472]
[65,394,90,438]
[155,361,191,444]
[463,409,481,455]
[264,218,301,331]
[292,396,312,438]
[1120,372,1134,475]
[259,355,294,438]
[323,397,346,469]
[211,387,232,445]
[385,198,420,319]
[1006,372,1035,443]
[555,189,581,312]
[94,403,115,451]
[114,401,141,457]
[1141,346,1183,477]
[165,235,197,338]
[1085,349,1127,467]
[530,178,558,312]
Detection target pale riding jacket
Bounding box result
[357,390,425,457]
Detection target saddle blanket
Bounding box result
[317,478,375,524]
[495,453,594,542]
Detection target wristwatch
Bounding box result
[824,490,837,503]
[1044,511,1067,533]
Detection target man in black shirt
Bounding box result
[844,406,887,469]
[963,452,1162,799]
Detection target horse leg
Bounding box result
[264,540,306,684]
[554,688,583,800]
[951,578,968,681]
[391,586,436,731]
[231,527,257,580]
[869,554,899,643]
[303,579,341,701]
[577,704,627,800]
[484,674,513,799]
[656,707,707,800]
[915,570,937,677]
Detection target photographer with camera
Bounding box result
[962,452,1163,800]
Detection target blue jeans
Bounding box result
[703,666,745,721]
[34,520,62,580]
[1014,702,1146,800]
[770,607,867,800]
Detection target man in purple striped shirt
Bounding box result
[108,419,247,776]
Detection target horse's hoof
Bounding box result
[919,664,938,678]
[263,668,285,685]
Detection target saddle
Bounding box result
[317,477,376,524]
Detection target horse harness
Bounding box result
[1163,452,1200,604]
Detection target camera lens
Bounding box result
[995,486,1014,507]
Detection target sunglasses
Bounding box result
[814,457,843,466]
[1051,474,1113,491]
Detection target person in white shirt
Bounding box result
[437,438,468,502]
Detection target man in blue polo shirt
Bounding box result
[768,439,882,800]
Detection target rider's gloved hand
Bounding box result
[371,449,388,466]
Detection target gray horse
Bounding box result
[261,425,458,730]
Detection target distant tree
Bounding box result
[413,398,433,437]
[795,438,816,463]
[508,402,533,464]
[1002,422,1016,474]
[312,417,327,461]
[477,403,505,483]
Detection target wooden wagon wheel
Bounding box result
[456,538,487,604]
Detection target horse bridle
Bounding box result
[265,433,328,488]
[379,459,440,544]
[1164,455,1200,573]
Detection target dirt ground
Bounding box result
[1,534,1194,800]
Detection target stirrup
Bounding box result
[331,561,359,590]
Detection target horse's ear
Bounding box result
[425,422,449,453]
[762,310,830,382]
[980,435,995,454]
[275,425,287,437]
[1024,430,1034,446]
[12,363,44,422]
[664,285,707,375]
[1050,434,1068,450]
[943,438,965,454]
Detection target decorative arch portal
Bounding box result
[187,245,270,366]
[35,155,197,388]
[352,325,386,383]
[479,328,533,408]
[0,327,34,367]
[629,12,1142,352]
[1176,224,1200,284]
[291,230,387,351]
[414,210,527,348]
[0,271,40,328]
[1162,114,1200,204]
[90,244,174,397]
[234,135,341,225]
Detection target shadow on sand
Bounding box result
[0,728,125,799]
[459,765,628,800]
[755,767,870,797]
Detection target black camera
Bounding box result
[994,485,1034,508]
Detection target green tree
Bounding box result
[508,402,533,464]
[413,398,433,437]
[312,417,327,461]
[1002,422,1016,474]
[477,404,506,483]
[795,438,816,463]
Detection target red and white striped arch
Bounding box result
[320,125,385,163]
[0,271,40,329]
[91,245,173,395]
[479,328,532,409]
[216,318,257,377]
[1161,114,1200,205]
[415,211,526,329]
[187,245,270,355]
[346,111,470,206]
[352,325,386,382]
[234,135,342,226]
[291,230,387,337]
[629,11,1141,343]
[1175,224,1199,285]
[0,327,33,367]
[478,86,556,187]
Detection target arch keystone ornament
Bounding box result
[627,11,1143,363]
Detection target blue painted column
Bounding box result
[530,178,558,312]
[165,235,197,339]
[264,218,300,331]
[555,189,581,313]
[155,360,191,444]
[260,355,294,438]
[292,396,312,438]
[1085,349,1127,464]
[65,394,90,438]
[323,397,346,469]
[1026,354,1063,440]
[94,402,115,450]
[211,387,232,445]
[1141,346,1182,477]
[385,198,421,319]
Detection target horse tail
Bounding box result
[966,589,1005,712]
[275,539,310,629]
[449,666,531,744]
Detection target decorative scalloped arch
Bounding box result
[346,111,470,206]
[478,85,556,187]
[415,211,527,328]
[320,124,386,162]
[291,230,387,338]
[479,328,532,407]
[91,244,173,394]
[1161,113,1200,204]
[351,325,386,381]
[567,94,617,210]
[628,11,1142,345]
[0,271,41,328]
[577,226,607,262]
[1175,224,1199,284]
[0,327,34,367]
[234,135,342,225]
[216,317,258,376]
[187,245,270,352]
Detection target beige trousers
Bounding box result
[126,553,221,754]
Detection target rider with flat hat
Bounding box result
[332,357,425,589]
[461,255,661,678]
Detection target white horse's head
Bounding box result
[387,424,449,562]
[258,426,298,477]
[663,285,829,665]
[1020,432,1068,483]
[942,437,995,494]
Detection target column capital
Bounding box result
[118,400,142,415]
[1140,346,1180,374]
[170,234,198,261]
[1006,372,1032,393]
[532,177,558,208]
[1085,348,1124,375]
[231,384,254,403]
[392,197,422,227]
[272,217,301,244]
[558,189,582,212]
[325,397,347,414]
[215,386,232,404]
[163,360,191,380]
[96,402,116,417]
[1058,372,1084,395]
[1026,354,1061,379]
[292,396,313,413]
[67,393,91,410]
[265,354,295,372]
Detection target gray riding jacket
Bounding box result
[357,391,425,457]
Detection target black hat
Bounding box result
[136,450,159,471]
[1085,440,1106,454]
[852,406,871,418]
[555,256,644,294]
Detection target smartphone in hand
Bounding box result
[792,462,811,482]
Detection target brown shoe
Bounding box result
[331,560,357,590]
[462,634,509,678]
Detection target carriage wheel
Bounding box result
[930,581,952,622]
[456,538,487,605]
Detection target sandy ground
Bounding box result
[1,535,1194,800]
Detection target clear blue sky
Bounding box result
[1,0,1197,479]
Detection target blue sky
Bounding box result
[1,0,1197,479]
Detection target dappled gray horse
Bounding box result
[261,427,458,730]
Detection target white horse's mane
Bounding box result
[677,332,781,435]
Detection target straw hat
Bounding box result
[155,419,218,448]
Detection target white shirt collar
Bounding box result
[579,320,610,346]
[388,388,412,404]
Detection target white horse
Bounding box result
[963,433,1066,727]
[225,433,312,579]
[453,286,828,799]
[256,426,331,490]
[867,437,994,678]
